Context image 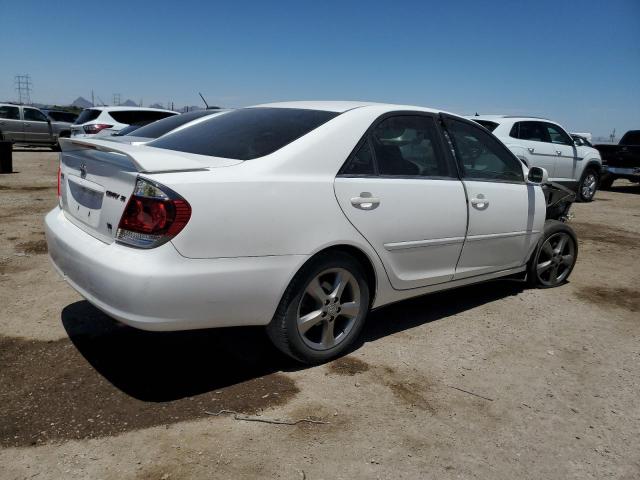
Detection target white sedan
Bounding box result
[45,101,578,363]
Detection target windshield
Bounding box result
[620,131,640,145]
[149,108,339,160]
[126,110,220,139]
[46,111,78,122]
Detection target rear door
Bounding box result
[511,121,557,177]
[442,116,545,279]
[23,108,53,144]
[0,105,23,141]
[334,113,467,290]
[544,122,580,182]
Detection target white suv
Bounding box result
[470,116,602,201]
[71,106,177,138]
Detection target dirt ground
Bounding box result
[1,150,639,480]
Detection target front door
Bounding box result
[334,114,467,290]
[513,121,558,178]
[23,108,52,144]
[544,122,580,182]
[442,116,546,279]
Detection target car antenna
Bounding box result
[199,92,209,109]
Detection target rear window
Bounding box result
[620,131,640,145]
[108,110,176,125]
[74,109,101,124]
[126,110,218,139]
[472,120,499,132]
[149,108,339,160]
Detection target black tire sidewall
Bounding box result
[280,253,370,364]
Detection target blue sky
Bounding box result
[1,0,638,137]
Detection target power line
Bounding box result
[14,74,32,105]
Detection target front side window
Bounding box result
[444,118,523,182]
[371,116,450,177]
[545,123,573,145]
[23,108,48,122]
[0,106,19,120]
[513,121,550,143]
[150,108,339,160]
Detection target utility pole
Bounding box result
[91,90,95,107]
[14,74,32,105]
[609,128,616,144]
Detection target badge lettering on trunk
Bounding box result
[106,190,126,202]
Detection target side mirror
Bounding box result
[527,166,548,185]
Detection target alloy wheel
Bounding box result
[296,268,361,350]
[581,173,597,200]
[535,232,576,287]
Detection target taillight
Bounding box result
[116,178,191,249]
[83,124,113,134]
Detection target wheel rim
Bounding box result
[581,173,597,199]
[536,232,575,286]
[296,268,361,351]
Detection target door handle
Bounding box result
[470,195,489,209]
[351,192,380,210]
[527,147,535,153]
[556,150,562,155]
[24,123,31,127]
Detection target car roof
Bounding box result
[250,100,446,115]
[87,106,177,114]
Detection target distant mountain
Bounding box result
[72,96,93,109]
[149,103,164,109]
[120,99,138,107]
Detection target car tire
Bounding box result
[577,168,599,202]
[266,251,370,364]
[527,220,578,289]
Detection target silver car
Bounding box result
[0,103,70,150]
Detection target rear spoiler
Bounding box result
[59,138,240,173]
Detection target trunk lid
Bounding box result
[58,138,241,243]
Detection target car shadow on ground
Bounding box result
[605,183,639,195]
[61,279,525,403]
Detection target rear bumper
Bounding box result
[45,207,306,331]
[603,166,640,181]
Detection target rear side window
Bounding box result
[75,109,101,124]
[150,108,339,160]
[511,121,550,142]
[372,116,450,177]
[444,118,523,182]
[126,110,217,138]
[0,106,19,120]
[108,110,176,125]
[341,140,375,175]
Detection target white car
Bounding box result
[46,101,578,363]
[70,106,177,138]
[470,116,602,201]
